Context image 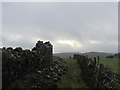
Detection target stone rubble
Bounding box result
[2,41,67,89]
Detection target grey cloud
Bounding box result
[2,2,118,53]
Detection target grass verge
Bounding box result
[57,58,87,88]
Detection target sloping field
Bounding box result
[99,58,119,73]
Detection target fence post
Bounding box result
[97,56,99,64]
[94,56,100,88]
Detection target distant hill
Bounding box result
[53,52,113,59]
[53,53,76,59]
[84,52,113,58]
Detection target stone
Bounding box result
[2,40,67,89]
[74,54,120,89]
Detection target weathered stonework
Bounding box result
[2,41,67,89]
[74,54,120,89]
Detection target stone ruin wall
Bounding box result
[74,54,120,89]
[2,41,53,88]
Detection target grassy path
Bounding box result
[7,58,88,88]
[57,59,87,88]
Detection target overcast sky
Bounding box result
[1,2,118,53]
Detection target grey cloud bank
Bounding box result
[2,2,118,53]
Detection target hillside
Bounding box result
[84,52,113,58]
[53,52,113,59]
[54,53,79,59]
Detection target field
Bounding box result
[54,52,119,73]
[57,59,87,88]
[57,57,119,88]
[99,58,119,73]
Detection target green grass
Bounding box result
[57,58,119,88]
[57,58,87,88]
[99,58,119,73]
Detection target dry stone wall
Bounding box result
[2,41,67,89]
[74,54,120,89]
